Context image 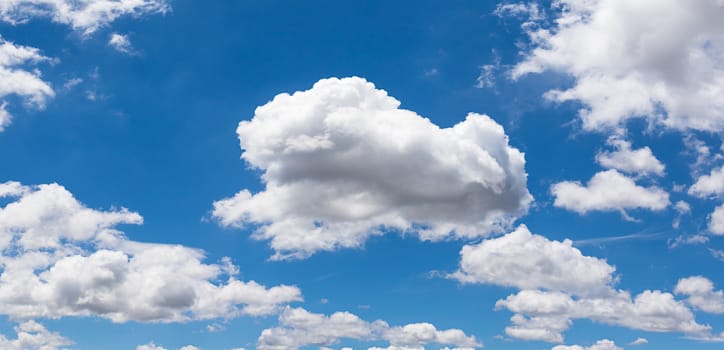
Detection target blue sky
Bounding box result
[0,1,724,349]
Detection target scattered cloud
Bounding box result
[552,339,622,350]
[551,169,670,216]
[689,166,724,198]
[676,276,724,314]
[0,37,54,131]
[257,307,481,350]
[450,225,615,296]
[108,33,135,54]
[509,0,724,133]
[213,77,532,260]
[596,137,665,177]
[452,225,714,343]
[0,181,302,323]
[0,0,170,35]
[628,337,648,346]
[0,321,72,350]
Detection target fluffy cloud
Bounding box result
[0,181,302,323]
[596,138,665,177]
[213,77,532,259]
[551,170,669,215]
[452,225,713,343]
[496,289,710,343]
[675,276,724,314]
[0,321,72,350]
[689,166,724,198]
[0,0,170,35]
[257,307,481,350]
[710,204,724,235]
[628,337,648,346]
[136,344,199,350]
[689,167,724,234]
[450,225,615,296]
[509,0,724,132]
[552,339,622,350]
[0,37,54,131]
[108,33,134,54]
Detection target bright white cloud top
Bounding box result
[596,137,665,177]
[257,307,481,350]
[452,225,715,343]
[450,225,615,296]
[213,77,532,259]
[676,276,724,314]
[551,170,670,215]
[0,0,170,35]
[0,321,72,350]
[552,339,622,350]
[509,0,724,132]
[0,37,54,131]
[0,181,302,322]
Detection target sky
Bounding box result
[0,0,724,349]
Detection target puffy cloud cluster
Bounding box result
[509,0,724,133]
[0,0,170,35]
[452,225,713,343]
[136,344,199,350]
[595,138,665,177]
[0,181,302,323]
[497,289,709,343]
[551,170,669,216]
[257,307,481,350]
[0,37,54,131]
[675,276,724,314]
[689,166,724,234]
[108,32,135,54]
[0,321,72,350]
[213,77,532,259]
[552,339,622,350]
[450,225,615,296]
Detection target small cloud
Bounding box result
[424,68,439,77]
[0,101,12,132]
[476,50,501,89]
[629,337,648,346]
[109,33,136,54]
[206,323,226,333]
[711,249,724,262]
[669,234,709,248]
[320,298,329,304]
[62,77,83,91]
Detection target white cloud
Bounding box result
[494,2,543,22]
[137,343,167,350]
[108,32,135,54]
[496,289,710,343]
[0,37,54,132]
[452,225,714,343]
[628,337,648,346]
[552,339,622,350]
[509,0,724,132]
[257,307,481,350]
[0,0,170,35]
[689,166,724,198]
[450,225,616,296]
[213,77,532,260]
[710,204,724,235]
[0,181,302,323]
[675,276,724,314]
[596,137,665,177]
[0,321,72,350]
[551,169,670,215]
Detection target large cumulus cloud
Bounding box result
[0,181,302,323]
[213,77,532,259]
